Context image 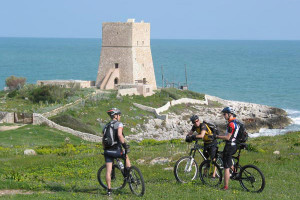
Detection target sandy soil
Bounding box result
[0,125,24,131]
[0,189,52,196]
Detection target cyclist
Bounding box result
[103,108,130,196]
[186,115,218,161]
[215,107,239,190]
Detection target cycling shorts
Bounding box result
[104,147,124,163]
[222,143,237,169]
[203,144,217,160]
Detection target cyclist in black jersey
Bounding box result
[186,115,218,160]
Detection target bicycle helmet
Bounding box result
[221,107,236,115]
[107,108,121,118]
[190,115,199,123]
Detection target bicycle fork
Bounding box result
[184,157,194,172]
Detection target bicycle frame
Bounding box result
[188,140,207,160]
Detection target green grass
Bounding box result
[0,87,95,113]
[50,89,205,135]
[132,88,205,108]
[0,125,299,199]
[0,125,89,147]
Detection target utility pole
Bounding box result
[185,64,188,87]
[161,65,164,88]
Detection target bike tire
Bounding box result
[199,160,222,187]
[97,164,126,190]
[174,156,198,183]
[239,164,265,193]
[128,166,145,196]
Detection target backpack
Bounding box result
[233,120,248,143]
[102,121,117,147]
[203,121,220,136]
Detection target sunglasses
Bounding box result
[193,120,199,124]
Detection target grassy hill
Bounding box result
[49,88,205,135]
[0,124,299,199]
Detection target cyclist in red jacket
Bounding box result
[215,107,239,190]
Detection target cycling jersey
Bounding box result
[226,118,239,145]
[191,123,215,144]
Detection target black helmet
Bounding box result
[221,107,235,115]
[107,108,121,118]
[190,115,199,123]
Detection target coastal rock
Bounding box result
[126,94,291,142]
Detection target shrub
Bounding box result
[7,89,19,98]
[5,75,26,90]
[29,85,78,104]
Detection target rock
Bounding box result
[164,167,173,171]
[24,149,37,156]
[64,137,70,143]
[150,157,170,165]
[273,150,280,155]
[136,159,145,164]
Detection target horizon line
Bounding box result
[1,36,300,41]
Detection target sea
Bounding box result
[0,38,300,137]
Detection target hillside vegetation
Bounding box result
[0,85,95,113]
[50,88,205,135]
[0,124,299,199]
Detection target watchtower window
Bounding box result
[114,78,119,85]
[137,41,139,46]
[142,41,144,45]
[143,78,147,84]
[115,63,119,68]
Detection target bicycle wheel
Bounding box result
[174,156,198,183]
[239,164,265,193]
[199,160,222,187]
[128,166,145,196]
[97,164,126,190]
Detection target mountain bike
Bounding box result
[199,142,265,193]
[173,139,207,183]
[174,139,224,184]
[97,151,145,196]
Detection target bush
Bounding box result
[29,85,77,104]
[7,90,19,98]
[5,75,26,90]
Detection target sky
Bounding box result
[0,0,300,40]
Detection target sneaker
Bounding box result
[222,186,229,190]
[107,189,112,196]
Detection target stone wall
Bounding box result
[133,96,208,121]
[42,92,96,118]
[33,113,101,142]
[118,88,139,96]
[0,112,14,123]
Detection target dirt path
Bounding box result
[0,190,33,196]
[0,189,52,196]
[0,125,25,132]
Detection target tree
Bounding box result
[5,75,26,90]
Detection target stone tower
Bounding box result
[96,19,157,91]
